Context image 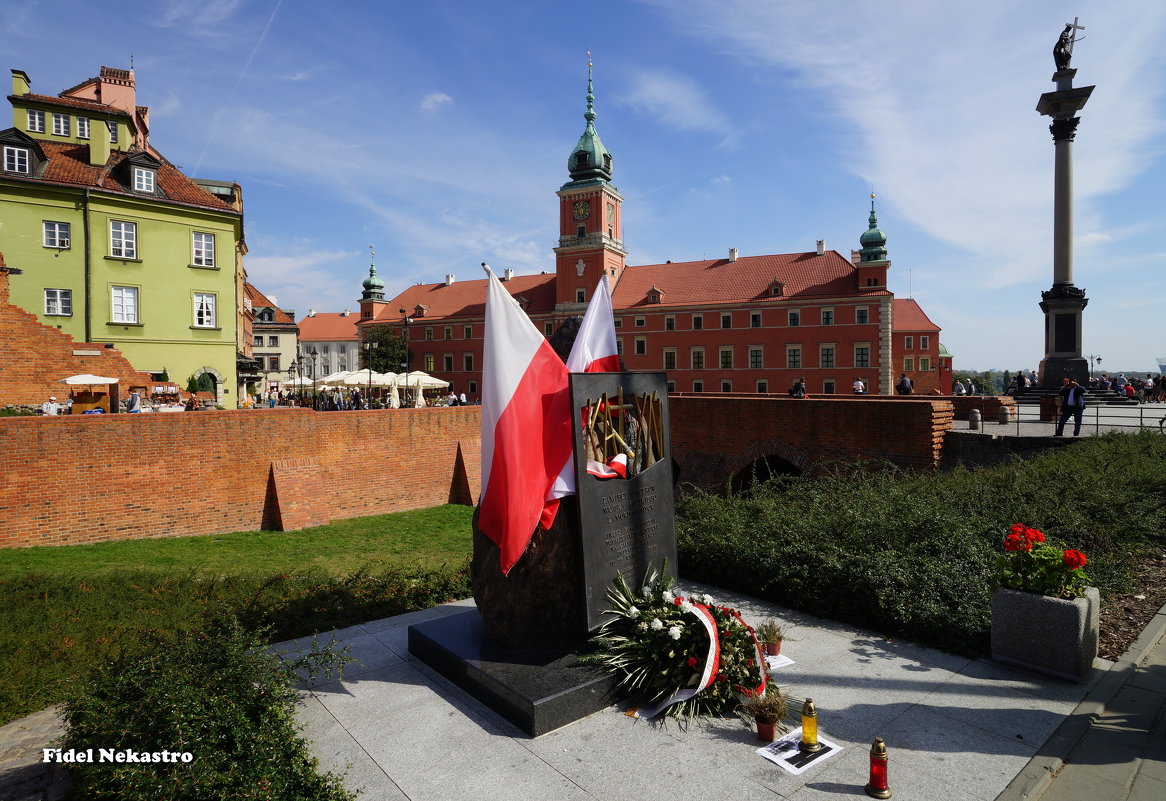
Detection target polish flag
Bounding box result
[479,265,573,575]
[545,275,620,517]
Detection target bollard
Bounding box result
[968,409,981,430]
[998,405,1012,425]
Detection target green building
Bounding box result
[1,66,243,401]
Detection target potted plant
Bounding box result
[738,686,789,742]
[756,619,784,656]
[991,524,1098,682]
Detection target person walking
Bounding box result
[1054,378,1087,437]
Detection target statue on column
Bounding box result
[1054,24,1073,71]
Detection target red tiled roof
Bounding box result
[298,312,361,340]
[10,92,129,115]
[613,251,877,308]
[245,283,296,324]
[26,142,234,212]
[369,274,558,322]
[893,298,940,332]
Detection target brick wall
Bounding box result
[0,262,154,406]
[0,408,482,549]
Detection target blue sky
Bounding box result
[6,0,1164,372]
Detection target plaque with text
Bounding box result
[570,372,678,631]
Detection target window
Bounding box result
[51,113,70,137]
[904,357,915,371]
[904,336,914,349]
[577,226,586,237]
[757,380,769,393]
[663,349,677,370]
[424,354,435,372]
[27,110,44,132]
[576,289,585,303]
[821,309,834,325]
[665,316,675,331]
[469,381,477,394]
[719,347,733,369]
[667,380,676,393]
[322,344,330,354]
[133,167,155,193]
[920,357,931,371]
[463,353,474,371]
[616,338,624,356]
[693,380,704,392]
[721,313,732,329]
[109,220,136,258]
[253,335,263,346]
[111,286,138,323]
[544,322,554,337]
[721,380,732,393]
[464,326,472,338]
[856,308,869,324]
[614,318,622,328]
[77,117,90,139]
[823,380,836,395]
[750,312,762,328]
[786,346,802,369]
[44,288,72,316]
[634,337,646,356]
[424,328,433,341]
[192,232,215,267]
[3,146,29,173]
[268,356,280,371]
[107,121,117,144]
[635,317,645,327]
[820,346,835,368]
[691,348,705,369]
[648,292,659,303]
[920,335,930,349]
[788,311,800,327]
[443,354,453,372]
[43,222,70,249]
[749,347,763,369]
[692,314,704,330]
[193,293,216,327]
[267,336,278,347]
[439,326,450,340]
[855,346,871,368]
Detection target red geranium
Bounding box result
[1063,549,1087,570]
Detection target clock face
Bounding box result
[572,201,591,221]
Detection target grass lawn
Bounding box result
[0,504,474,579]
[0,504,475,727]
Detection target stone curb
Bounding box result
[994,600,1166,801]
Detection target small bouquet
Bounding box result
[995,524,1090,599]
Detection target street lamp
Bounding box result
[287,360,297,407]
[1086,353,1102,378]
[363,339,378,408]
[309,347,319,409]
[399,309,413,407]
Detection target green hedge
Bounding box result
[676,431,1166,655]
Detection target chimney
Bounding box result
[851,249,862,265]
[728,248,738,262]
[308,309,316,317]
[444,274,455,286]
[10,70,30,96]
[342,309,351,317]
[268,294,278,307]
[503,268,514,282]
[816,240,825,256]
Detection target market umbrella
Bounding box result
[320,371,354,386]
[393,371,449,390]
[59,374,120,386]
[389,383,400,409]
[341,369,397,387]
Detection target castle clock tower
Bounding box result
[554,63,627,310]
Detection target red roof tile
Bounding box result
[893,298,940,332]
[10,92,128,115]
[369,274,558,322]
[245,283,296,325]
[297,312,361,340]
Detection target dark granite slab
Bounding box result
[408,609,617,737]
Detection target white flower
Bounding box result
[650,618,664,631]
[662,590,675,603]
[679,600,694,613]
[668,626,682,640]
[628,606,640,618]
[641,586,653,599]
[701,594,714,605]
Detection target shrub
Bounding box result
[60,615,354,800]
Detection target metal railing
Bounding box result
[961,396,1166,437]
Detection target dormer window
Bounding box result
[768,278,785,297]
[575,152,587,166]
[133,167,156,193]
[3,146,30,174]
[603,154,612,171]
[646,285,664,304]
[259,309,274,322]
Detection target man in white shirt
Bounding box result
[41,396,63,416]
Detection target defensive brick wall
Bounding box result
[0,395,953,549]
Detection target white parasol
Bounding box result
[389,383,400,408]
[59,374,119,385]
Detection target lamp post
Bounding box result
[1086,353,1101,378]
[364,339,378,408]
[309,347,319,409]
[287,360,297,407]
[399,309,413,407]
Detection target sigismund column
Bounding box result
[1036,21,1094,387]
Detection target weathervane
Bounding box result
[1053,17,1085,71]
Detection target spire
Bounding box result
[565,51,613,186]
[361,245,385,301]
[859,192,888,262]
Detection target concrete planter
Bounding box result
[991,586,1099,682]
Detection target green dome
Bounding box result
[361,263,385,301]
[859,195,888,261]
[566,65,613,185]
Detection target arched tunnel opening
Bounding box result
[730,455,803,494]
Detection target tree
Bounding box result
[359,326,410,374]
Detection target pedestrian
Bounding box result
[1054,378,1086,437]
[459,392,467,405]
[788,378,807,398]
[126,389,142,413]
[895,373,913,395]
[852,377,866,394]
[953,379,966,396]
[41,395,63,416]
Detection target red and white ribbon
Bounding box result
[632,602,720,719]
[586,453,628,479]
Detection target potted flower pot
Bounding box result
[756,721,777,742]
[764,641,782,657]
[990,586,1099,682]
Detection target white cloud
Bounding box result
[710,174,732,184]
[619,69,736,148]
[245,247,361,319]
[421,92,453,112]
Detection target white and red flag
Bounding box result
[545,275,620,517]
[479,264,573,575]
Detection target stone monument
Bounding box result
[1036,19,1093,387]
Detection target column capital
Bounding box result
[1049,117,1081,143]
